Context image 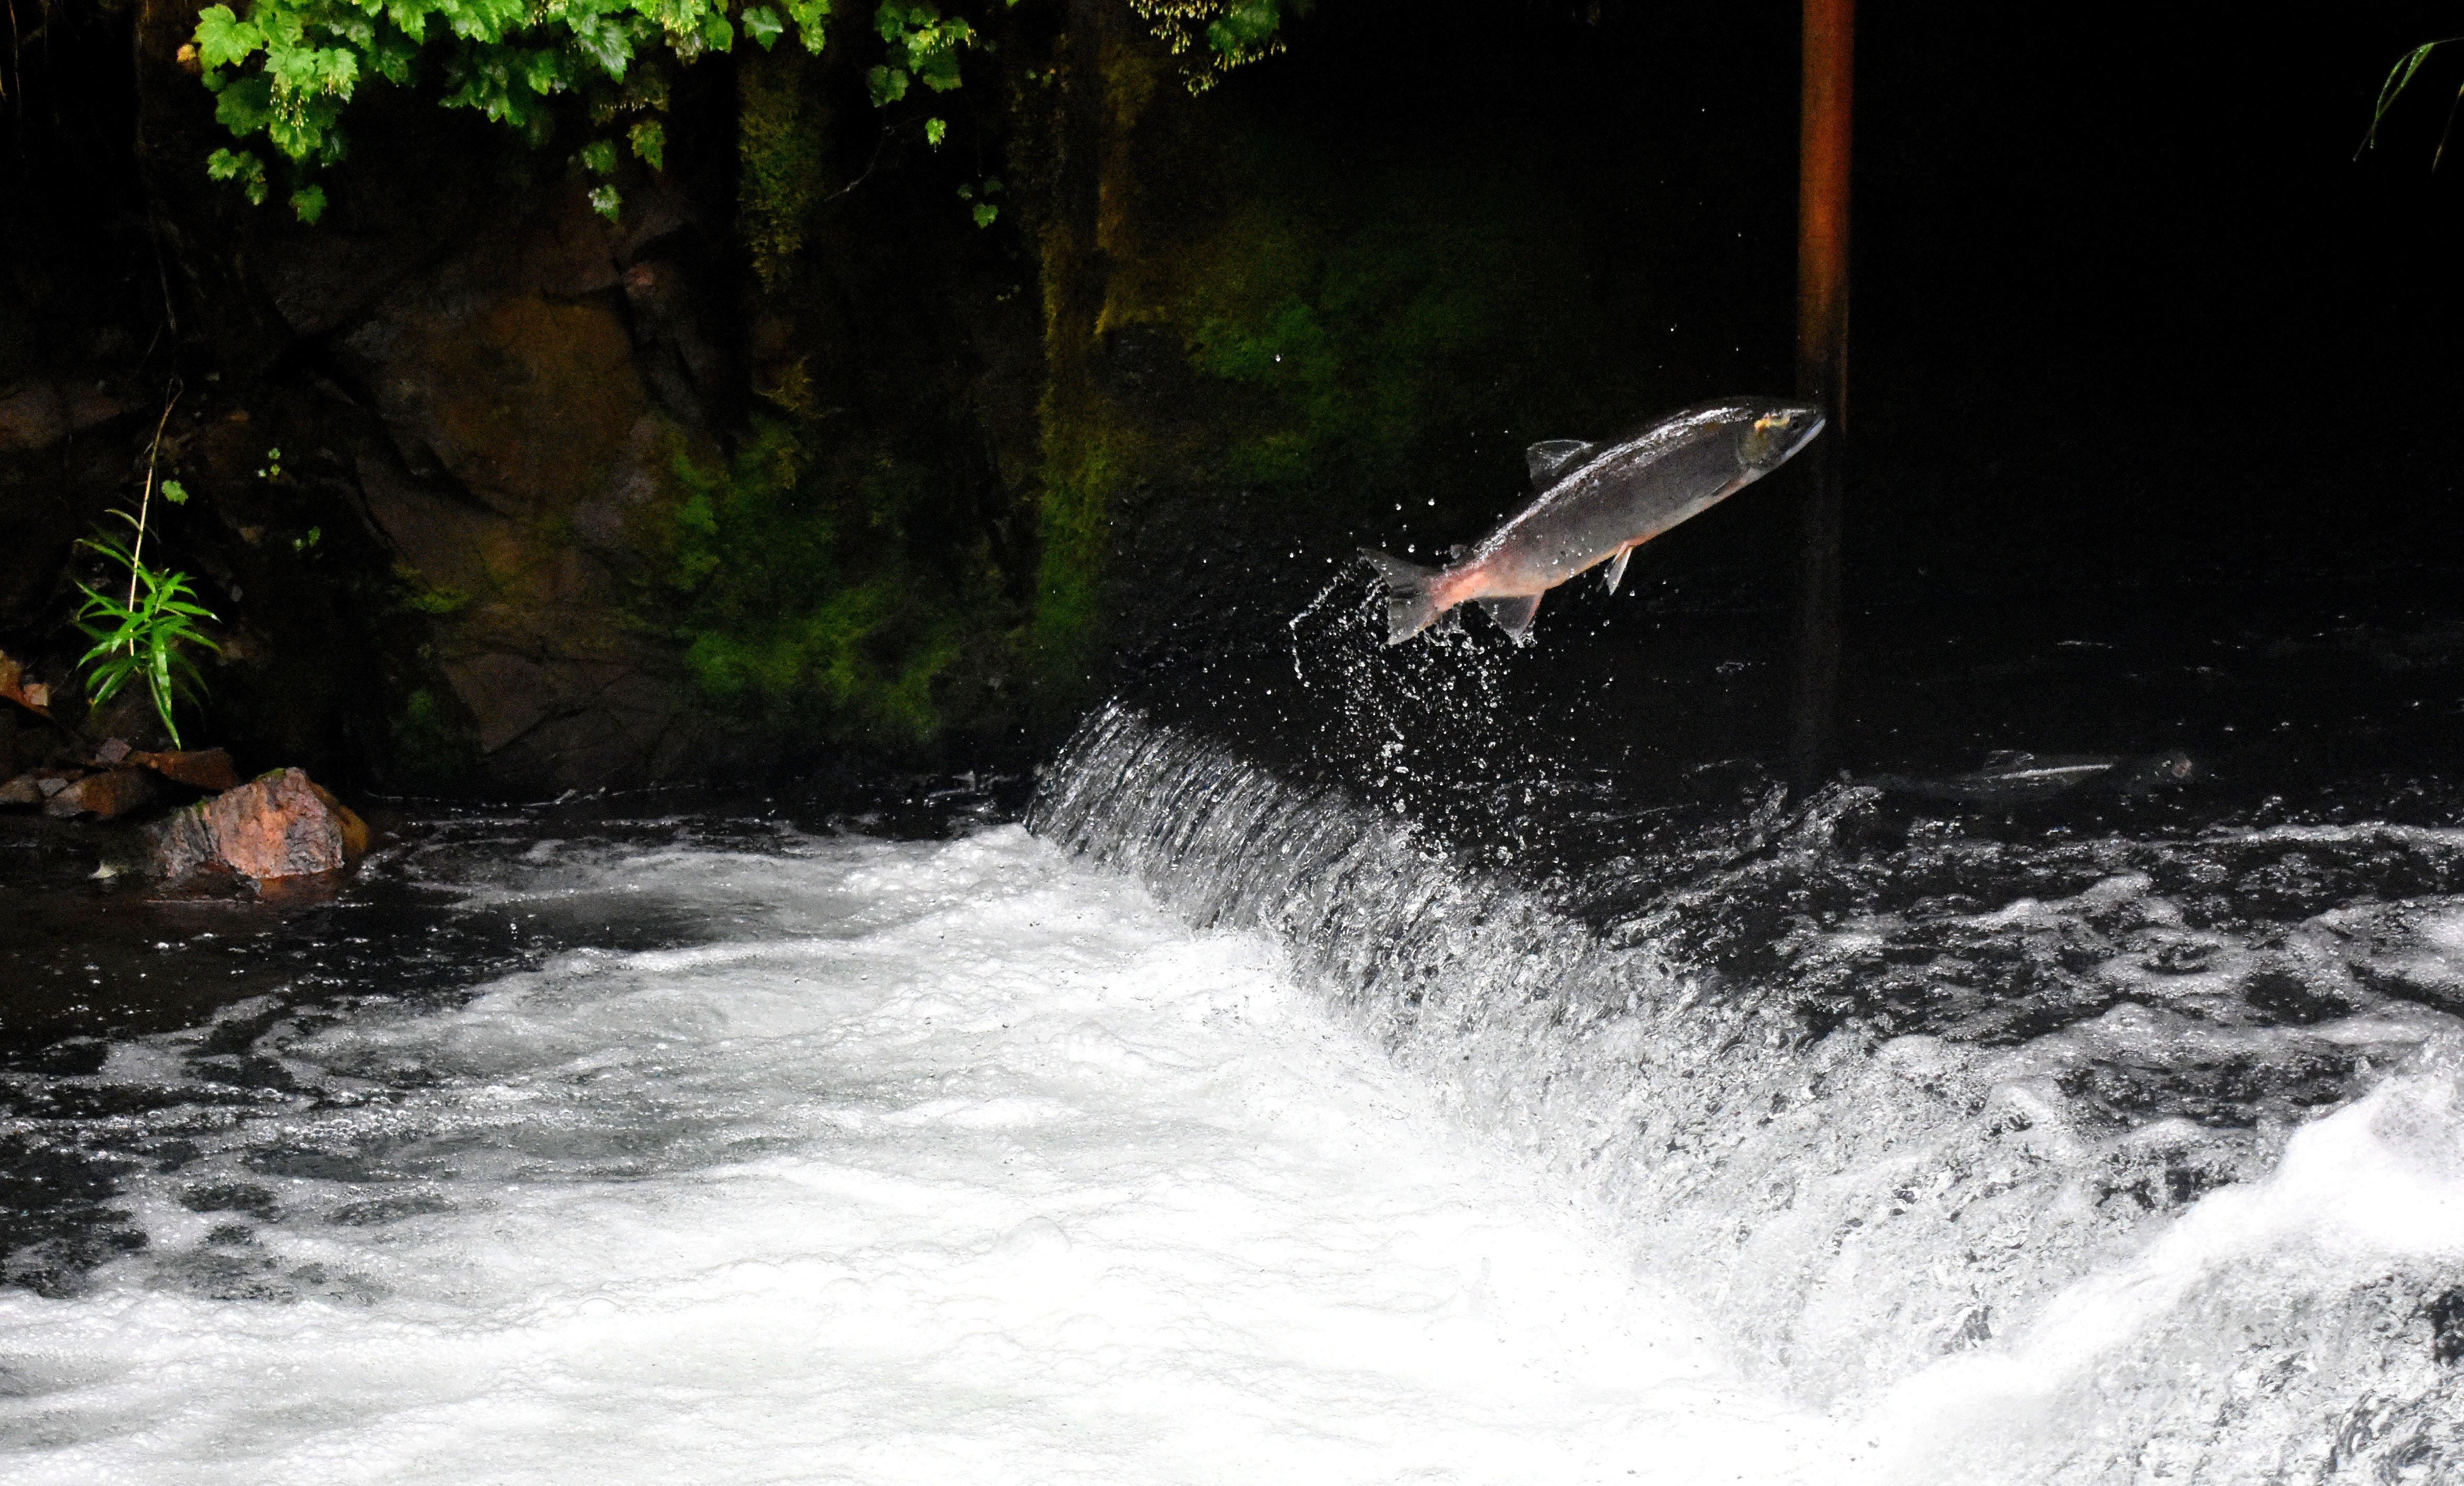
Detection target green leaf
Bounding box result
[923,116,946,147]
[369,25,422,84]
[74,532,218,746]
[193,5,266,69]
[629,119,666,171]
[161,480,189,505]
[785,0,831,50]
[1205,0,1281,60]
[589,184,624,221]
[742,6,784,49]
[700,10,734,52]
[206,147,263,184]
[290,183,328,223]
[971,202,997,228]
[581,138,619,175]
[214,75,275,135]
[865,64,908,106]
[520,48,566,96]
[566,14,637,78]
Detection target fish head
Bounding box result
[1735,400,1826,474]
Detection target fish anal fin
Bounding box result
[1476,593,1543,645]
[1602,546,1633,595]
[1525,439,1595,488]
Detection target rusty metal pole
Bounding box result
[1790,0,1852,793]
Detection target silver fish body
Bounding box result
[1360,396,1825,645]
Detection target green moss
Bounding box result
[389,685,480,791]
[1177,179,1568,485]
[643,416,1007,744]
[738,46,829,289]
[1030,407,1117,678]
[1098,120,1596,499]
[392,562,472,615]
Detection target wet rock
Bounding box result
[0,380,123,456]
[2,768,82,805]
[128,747,242,793]
[148,768,369,884]
[42,769,158,820]
[330,187,711,792]
[0,649,52,716]
[75,688,173,754]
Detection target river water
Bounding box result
[4,588,2463,1482]
[0,813,1835,1484]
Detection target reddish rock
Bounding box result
[0,650,52,716]
[4,770,80,804]
[43,769,158,820]
[147,768,370,884]
[148,805,217,880]
[0,381,121,456]
[303,779,372,862]
[129,747,242,793]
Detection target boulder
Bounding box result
[128,747,243,793]
[2,769,80,805]
[330,188,712,793]
[0,649,51,716]
[42,769,158,820]
[149,768,369,884]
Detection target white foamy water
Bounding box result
[0,826,1829,1484]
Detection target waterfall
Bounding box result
[1031,700,2464,1480]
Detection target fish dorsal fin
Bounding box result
[1602,546,1633,595]
[1526,439,1595,488]
[1476,593,1543,645]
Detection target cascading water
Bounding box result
[0,805,1835,1484]
[1027,584,2464,1482]
[6,589,2464,1483]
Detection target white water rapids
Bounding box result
[0,826,1823,1484]
[6,819,2463,1482]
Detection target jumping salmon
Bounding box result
[1358,397,1825,645]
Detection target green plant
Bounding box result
[75,531,221,748]
[2364,35,2464,165]
[189,0,1282,223]
[192,0,834,222]
[1125,0,1285,93]
[646,418,1002,741]
[73,382,220,748]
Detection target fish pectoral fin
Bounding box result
[1476,593,1543,645]
[1525,439,1595,488]
[1602,546,1633,595]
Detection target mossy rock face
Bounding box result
[318,182,723,792]
[1016,26,1720,687]
[8,0,1814,791]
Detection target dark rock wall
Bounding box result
[4,0,2459,794]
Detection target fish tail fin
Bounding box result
[1356,548,1445,645]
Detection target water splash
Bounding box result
[1030,701,2464,1478]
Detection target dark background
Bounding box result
[1250,0,2464,600]
[3,0,2459,789]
